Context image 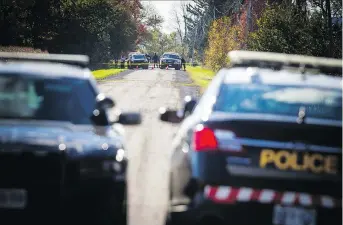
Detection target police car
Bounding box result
[159,51,342,225]
[0,52,142,225]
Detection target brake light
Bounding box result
[192,125,218,151]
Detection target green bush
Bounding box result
[248,3,342,59]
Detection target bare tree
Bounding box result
[171,7,183,44]
[181,2,188,40]
[140,1,164,30]
[170,1,191,56]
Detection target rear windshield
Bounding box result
[213,84,342,121]
[133,54,145,59]
[0,75,98,124]
[162,54,180,59]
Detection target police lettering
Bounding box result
[259,149,338,174]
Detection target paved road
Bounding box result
[97,68,199,225]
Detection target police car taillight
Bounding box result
[192,124,244,153]
[192,125,218,151]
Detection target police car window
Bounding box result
[0,75,98,124]
[213,84,342,121]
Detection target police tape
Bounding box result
[98,79,201,88]
[100,62,199,67]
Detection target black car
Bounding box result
[128,53,149,69]
[159,51,342,225]
[160,52,181,70]
[0,53,142,225]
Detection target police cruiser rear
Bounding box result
[159,51,342,225]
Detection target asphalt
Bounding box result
[97,67,200,225]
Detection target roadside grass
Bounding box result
[92,68,127,80]
[186,66,215,93]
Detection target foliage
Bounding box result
[247,2,342,58]
[137,29,185,56]
[183,0,243,61]
[204,16,244,71]
[139,2,164,30]
[0,0,143,63]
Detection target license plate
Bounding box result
[273,205,316,225]
[0,189,27,209]
[169,64,172,66]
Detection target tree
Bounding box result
[139,1,164,30]
[137,1,164,51]
[0,0,143,62]
[204,16,243,71]
[170,2,189,57]
[183,0,246,61]
[248,1,341,58]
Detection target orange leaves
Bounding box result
[204,16,245,71]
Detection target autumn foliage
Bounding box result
[204,16,244,71]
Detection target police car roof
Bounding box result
[0,61,90,79]
[221,67,342,89]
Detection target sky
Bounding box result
[140,1,192,34]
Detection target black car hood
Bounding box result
[0,120,123,158]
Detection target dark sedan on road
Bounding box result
[159,51,342,225]
[128,53,149,69]
[0,53,142,225]
[160,52,181,70]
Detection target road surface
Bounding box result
[97,68,200,225]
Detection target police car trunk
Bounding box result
[192,51,342,225]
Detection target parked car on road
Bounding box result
[159,50,342,225]
[0,52,142,225]
[128,53,149,69]
[160,52,182,70]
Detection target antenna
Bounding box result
[296,106,306,124]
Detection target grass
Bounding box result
[186,66,216,92]
[92,68,127,80]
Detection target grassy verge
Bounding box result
[92,68,127,80]
[186,66,215,93]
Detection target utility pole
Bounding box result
[191,20,199,65]
[245,0,252,49]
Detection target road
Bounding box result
[97,68,200,225]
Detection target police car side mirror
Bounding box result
[117,112,142,125]
[96,94,115,109]
[183,96,197,117]
[159,107,183,123]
